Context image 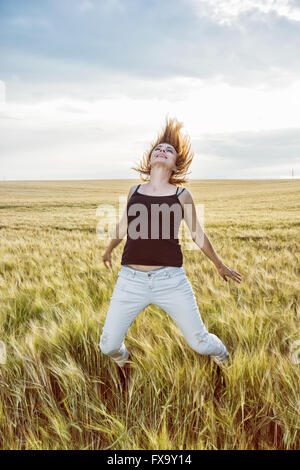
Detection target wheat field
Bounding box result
[0,179,299,450]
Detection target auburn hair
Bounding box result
[131,114,194,185]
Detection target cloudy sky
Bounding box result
[1,0,300,180]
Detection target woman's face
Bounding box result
[150,142,177,173]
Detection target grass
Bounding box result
[0,178,299,450]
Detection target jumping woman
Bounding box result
[100,116,242,367]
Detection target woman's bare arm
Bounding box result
[181,189,222,265]
[102,185,136,269]
[180,189,242,283]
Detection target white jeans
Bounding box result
[99,265,228,364]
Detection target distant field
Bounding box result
[0,179,299,450]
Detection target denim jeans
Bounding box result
[99,265,228,364]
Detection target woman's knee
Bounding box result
[99,331,121,356]
[189,330,225,356]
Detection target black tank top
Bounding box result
[121,184,186,267]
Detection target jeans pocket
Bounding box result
[116,275,129,292]
[174,273,194,293]
[169,269,186,281]
[116,275,142,295]
[162,271,187,291]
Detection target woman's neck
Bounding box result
[148,167,173,189]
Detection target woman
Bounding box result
[100,116,242,368]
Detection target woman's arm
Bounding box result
[181,189,222,265]
[181,189,242,284]
[102,185,136,269]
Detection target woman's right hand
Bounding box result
[102,250,113,270]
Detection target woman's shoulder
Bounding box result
[127,184,140,202]
[177,186,192,201]
[130,183,140,191]
[176,185,189,194]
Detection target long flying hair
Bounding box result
[131,114,194,185]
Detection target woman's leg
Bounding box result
[153,271,229,359]
[99,272,149,366]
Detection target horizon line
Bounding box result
[0,177,299,182]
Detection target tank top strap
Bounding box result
[177,187,185,197]
[133,184,141,193]
[176,186,179,195]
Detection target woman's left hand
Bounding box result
[217,263,242,283]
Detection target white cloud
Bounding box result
[186,0,300,25]
[1,78,300,179]
[1,0,300,179]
